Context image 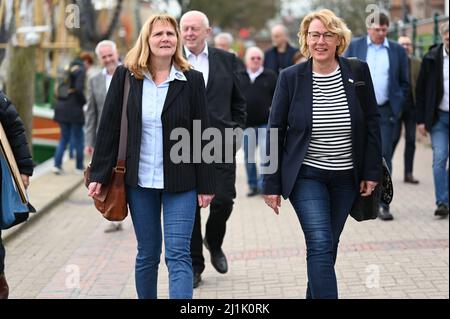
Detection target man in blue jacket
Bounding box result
[345,12,409,220]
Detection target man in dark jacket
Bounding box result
[392,36,422,184]
[0,91,34,299]
[263,24,298,76]
[180,10,246,288]
[238,46,277,196]
[416,21,449,217]
[53,58,86,174]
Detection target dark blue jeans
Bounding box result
[54,122,84,170]
[379,104,396,210]
[127,186,197,299]
[289,165,357,299]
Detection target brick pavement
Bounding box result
[3,140,449,299]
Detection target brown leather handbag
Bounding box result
[84,72,130,221]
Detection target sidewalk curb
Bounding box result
[3,178,84,244]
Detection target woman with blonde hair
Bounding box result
[87,14,215,299]
[263,9,382,298]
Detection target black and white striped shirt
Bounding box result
[303,67,353,170]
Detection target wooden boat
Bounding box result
[32,104,59,164]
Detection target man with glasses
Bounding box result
[345,12,409,221]
[392,36,421,185]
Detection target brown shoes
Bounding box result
[0,273,9,299]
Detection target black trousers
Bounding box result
[392,105,417,176]
[191,163,236,274]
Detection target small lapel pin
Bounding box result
[348,78,354,83]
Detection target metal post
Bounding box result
[412,18,417,57]
[433,12,440,45]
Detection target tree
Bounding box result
[6,45,35,152]
[69,0,123,51]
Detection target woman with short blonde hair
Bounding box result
[263,9,381,298]
[298,9,352,58]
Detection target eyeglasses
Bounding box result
[250,56,262,61]
[308,31,336,43]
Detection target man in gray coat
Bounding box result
[85,40,120,156]
[84,40,121,232]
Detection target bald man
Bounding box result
[214,32,245,71]
[263,24,298,75]
[180,10,246,288]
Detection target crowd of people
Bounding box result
[0,8,448,300]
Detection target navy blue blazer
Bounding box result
[344,36,409,118]
[263,57,382,199]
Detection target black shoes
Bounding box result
[378,206,394,221]
[193,272,202,289]
[204,237,228,274]
[434,204,449,217]
[404,174,419,184]
[246,187,260,197]
[0,273,9,299]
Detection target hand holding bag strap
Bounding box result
[116,71,130,167]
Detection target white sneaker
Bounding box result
[52,167,63,175]
[74,169,84,175]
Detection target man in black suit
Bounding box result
[180,10,246,288]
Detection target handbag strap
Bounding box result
[116,71,130,167]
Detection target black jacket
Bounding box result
[237,69,277,127]
[0,91,34,176]
[204,47,247,132]
[416,44,445,131]
[53,60,87,124]
[263,58,382,198]
[89,66,215,194]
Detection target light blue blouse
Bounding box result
[138,65,187,189]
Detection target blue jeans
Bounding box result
[289,165,357,299]
[430,111,449,207]
[243,125,267,190]
[126,186,197,299]
[54,122,84,170]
